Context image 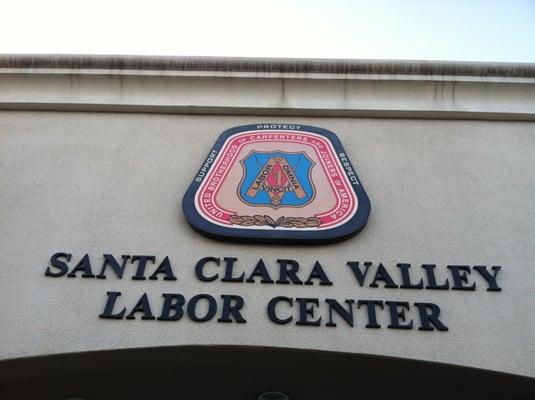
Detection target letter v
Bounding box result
[347,261,372,286]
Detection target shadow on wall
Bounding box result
[0,345,534,400]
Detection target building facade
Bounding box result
[1,55,534,399]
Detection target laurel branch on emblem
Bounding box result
[228,214,322,229]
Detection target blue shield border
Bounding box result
[182,124,371,244]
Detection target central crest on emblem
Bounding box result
[238,150,315,209]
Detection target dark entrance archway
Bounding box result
[1,346,533,399]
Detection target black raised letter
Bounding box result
[45,252,71,277]
[187,294,217,322]
[67,254,95,278]
[347,261,372,286]
[221,257,245,282]
[422,264,450,290]
[97,254,130,279]
[126,293,156,320]
[326,299,354,327]
[397,263,424,289]
[131,256,156,280]
[195,257,220,282]
[99,291,126,319]
[218,295,246,323]
[246,259,274,283]
[276,259,303,284]
[385,301,413,329]
[447,265,476,290]
[149,257,177,280]
[357,300,384,328]
[296,298,321,326]
[473,266,502,291]
[370,263,398,288]
[305,261,333,286]
[158,294,185,321]
[267,296,293,324]
[414,302,448,331]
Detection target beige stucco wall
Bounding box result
[1,110,534,377]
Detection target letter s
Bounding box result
[45,252,72,277]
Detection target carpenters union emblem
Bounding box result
[183,124,370,244]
